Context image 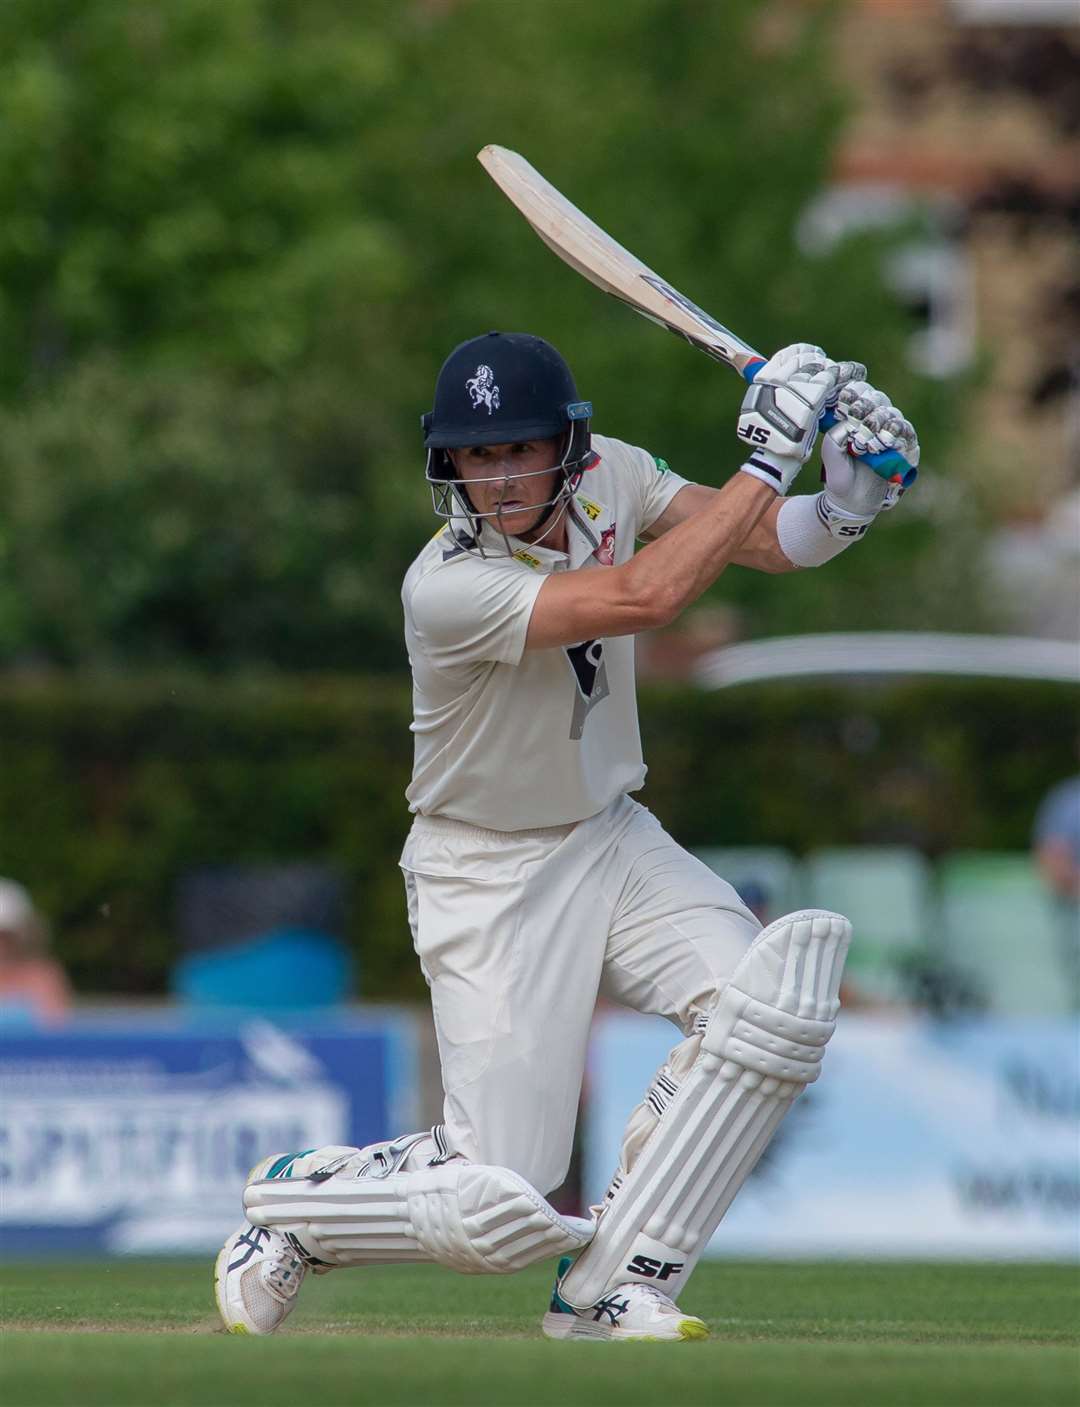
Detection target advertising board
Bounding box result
[0,1011,417,1256]
[585,1012,1079,1259]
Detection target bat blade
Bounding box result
[478,145,763,379]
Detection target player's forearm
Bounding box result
[729,498,797,572]
[645,483,794,574]
[622,473,777,625]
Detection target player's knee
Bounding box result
[699,909,851,1081]
[685,912,760,1028]
[469,1115,574,1197]
[540,1151,574,1199]
[492,1135,573,1197]
[503,1147,570,1198]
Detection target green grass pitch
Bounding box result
[1,1258,1077,1407]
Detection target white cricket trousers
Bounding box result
[400,793,759,1196]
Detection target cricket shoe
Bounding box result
[542,1257,708,1342]
[215,1147,350,1334]
[214,1222,311,1335]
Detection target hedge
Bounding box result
[1,672,1075,998]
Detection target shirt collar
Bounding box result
[471,516,568,570]
[459,488,615,572]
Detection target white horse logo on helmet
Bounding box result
[466,364,501,415]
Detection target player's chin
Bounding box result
[494,504,545,538]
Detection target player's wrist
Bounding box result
[818,491,876,538]
[776,491,868,567]
[739,452,804,496]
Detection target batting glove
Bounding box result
[738,345,866,495]
[818,382,920,540]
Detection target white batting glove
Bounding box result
[818,381,920,540]
[738,345,866,495]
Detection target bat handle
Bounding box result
[860,449,918,487]
[741,357,767,383]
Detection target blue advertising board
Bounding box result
[586,1012,1080,1260]
[0,1009,418,1256]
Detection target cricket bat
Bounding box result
[477,144,766,382]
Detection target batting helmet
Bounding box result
[421,332,596,552]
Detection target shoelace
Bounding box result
[264,1251,305,1301]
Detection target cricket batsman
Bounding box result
[215,332,919,1340]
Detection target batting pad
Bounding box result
[244,1161,594,1274]
[560,909,850,1309]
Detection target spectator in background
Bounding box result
[0,880,72,1027]
[1032,774,1080,1008]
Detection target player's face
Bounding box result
[450,437,564,540]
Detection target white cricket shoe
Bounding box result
[214,1222,308,1335]
[542,1257,708,1342]
[216,1148,345,1334]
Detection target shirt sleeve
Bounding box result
[603,437,692,535]
[408,558,547,670]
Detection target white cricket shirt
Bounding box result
[402,434,691,831]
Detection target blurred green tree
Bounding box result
[0,0,969,671]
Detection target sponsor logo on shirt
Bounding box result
[576,495,602,521]
[512,548,542,570]
[653,456,671,474]
[593,524,616,567]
